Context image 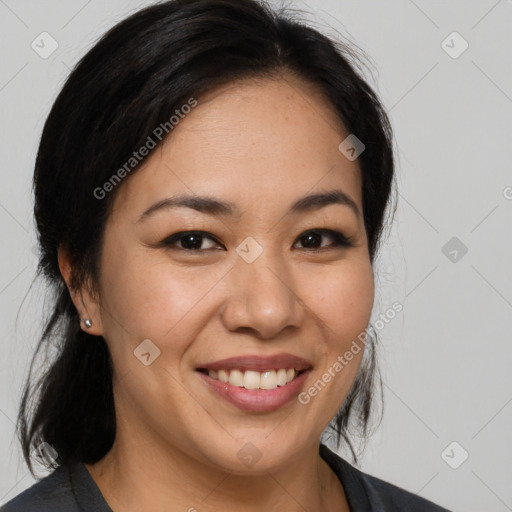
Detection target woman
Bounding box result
[3,0,450,510]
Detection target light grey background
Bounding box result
[1,1,511,511]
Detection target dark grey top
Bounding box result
[2,444,451,511]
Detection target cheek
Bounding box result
[295,260,374,426]
[98,241,227,351]
[305,259,374,342]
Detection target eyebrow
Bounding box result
[137,189,361,222]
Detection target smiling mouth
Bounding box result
[196,368,307,391]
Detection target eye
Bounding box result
[159,228,354,253]
[294,229,354,251]
[160,231,222,251]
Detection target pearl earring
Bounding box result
[84,319,92,328]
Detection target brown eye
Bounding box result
[294,229,354,250]
[159,228,353,253]
[161,231,222,251]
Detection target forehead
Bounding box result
[112,75,363,221]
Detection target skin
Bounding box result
[59,73,375,512]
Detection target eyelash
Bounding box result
[159,229,354,253]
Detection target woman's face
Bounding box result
[91,75,374,472]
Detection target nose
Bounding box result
[220,251,305,340]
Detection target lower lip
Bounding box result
[196,370,310,413]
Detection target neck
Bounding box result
[85,429,349,512]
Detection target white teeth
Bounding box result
[207,368,299,390]
[243,370,261,390]
[229,369,244,387]
[259,371,277,390]
[276,368,287,386]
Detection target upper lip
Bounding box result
[196,353,312,373]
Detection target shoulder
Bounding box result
[319,444,452,511]
[356,468,451,511]
[1,465,78,512]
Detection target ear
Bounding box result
[57,246,104,336]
